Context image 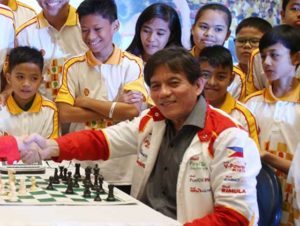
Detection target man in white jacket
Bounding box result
[0,47,261,226]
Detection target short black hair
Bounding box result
[259,25,300,54]
[77,0,118,23]
[199,45,233,70]
[282,0,290,11]
[8,46,44,73]
[144,47,201,86]
[236,17,272,35]
[127,3,182,57]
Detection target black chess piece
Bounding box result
[46,176,55,190]
[59,166,64,179]
[98,175,105,194]
[106,184,116,201]
[53,168,60,184]
[74,163,81,180]
[83,167,92,187]
[83,184,91,198]
[92,174,99,191]
[73,176,80,188]
[93,164,100,176]
[94,189,102,202]
[65,178,74,194]
[62,168,68,181]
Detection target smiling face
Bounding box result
[281,0,300,28]
[192,9,230,54]
[37,0,69,16]
[201,61,233,108]
[7,62,43,108]
[140,17,171,61]
[150,64,204,130]
[235,27,264,67]
[80,14,119,62]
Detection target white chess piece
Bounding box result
[18,178,27,196]
[0,182,7,195]
[30,176,37,192]
[9,182,18,201]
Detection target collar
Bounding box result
[8,0,17,11]
[86,45,122,67]
[7,93,43,115]
[37,5,77,28]
[190,46,197,57]
[220,93,236,114]
[264,83,300,103]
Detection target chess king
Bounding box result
[0,47,261,226]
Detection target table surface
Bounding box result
[0,163,182,226]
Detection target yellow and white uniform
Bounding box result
[220,93,260,149]
[0,4,14,76]
[56,46,146,185]
[7,0,36,28]
[245,84,300,225]
[0,93,59,138]
[16,5,87,100]
[227,65,247,101]
[287,143,300,226]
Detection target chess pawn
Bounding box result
[30,176,37,192]
[18,178,27,196]
[9,182,18,201]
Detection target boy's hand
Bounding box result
[74,96,90,108]
[118,90,144,104]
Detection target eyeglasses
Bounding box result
[235,37,260,47]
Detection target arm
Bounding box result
[261,151,291,174]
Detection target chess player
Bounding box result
[0,47,261,226]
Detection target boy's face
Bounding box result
[235,27,264,66]
[80,14,119,60]
[201,61,233,107]
[7,63,43,107]
[37,0,69,16]
[261,42,298,82]
[281,0,300,28]
[192,10,230,53]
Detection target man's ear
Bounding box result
[280,10,286,24]
[112,19,120,32]
[196,77,206,96]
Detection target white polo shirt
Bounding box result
[8,0,36,28]
[16,5,87,100]
[55,46,147,185]
[0,4,14,75]
[0,93,59,138]
[227,65,247,101]
[245,84,300,225]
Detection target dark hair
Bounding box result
[8,46,44,73]
[191,3,231,46]
[236,17,272,35]
[144,47,201,86]
[127,3,182,57]
[259,25,300,54]
[199,45,233,70]
[282,0,290,11]
[77,0,118,23]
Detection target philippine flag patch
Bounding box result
[227,146,244,158]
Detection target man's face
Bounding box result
[281,0,300,28]
[37,0,69,16]
[150,65,204,128]
[80,14,118,60]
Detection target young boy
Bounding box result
[0,46,59,138]
[55,0,147,193]
[229,17,271,101]
[0,4,14,90]
[15,0,87,101]
[0,0,36,28]
[199,45,259,148]
[245,25,300,225]
[246,0,300,96]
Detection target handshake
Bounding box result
[16,134,59,164]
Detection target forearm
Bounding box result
[184,206,249,226]
[261,151,291,174]
[57,103,105,123]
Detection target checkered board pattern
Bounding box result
[0,175,136,206]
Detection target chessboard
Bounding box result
[0,165,137,206]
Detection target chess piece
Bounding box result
[106,184,116,201]
[18,178,27,195]
[83,167,92,187]
[9,182,18,201]
[98,175,105,194]
[0,182,7,195]
[46,176,55,190]
[92,174,99,191]
[62,168,68,181]
[74,163,81,180]
[53,168,60,184]
[73,176,80,188]
[93,164,100,176]
[83,184,91,198]
[94,189,102,202]
[30,176,37,192]
[65,178,74,194]
[59,166,64,179]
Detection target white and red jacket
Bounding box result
[0,105,261,225]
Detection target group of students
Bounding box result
[0,0,299,225]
